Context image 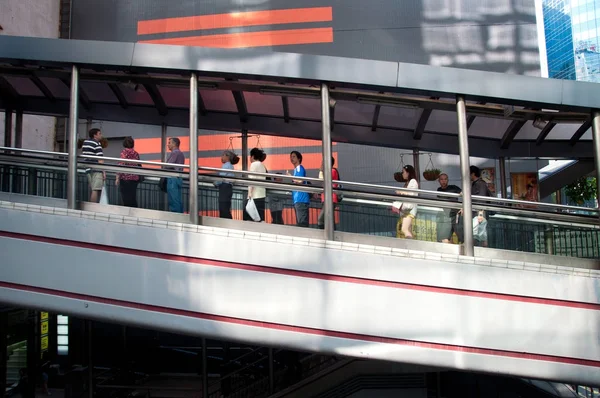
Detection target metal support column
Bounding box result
[592,111,600,213]
[67,65,80,210]
[268,348,274,394]
[456,95,474,256]
[413,149,420,184]
[241,129,249,171]
[3,109,12,147]
[201,338,208,398]
[321,83,334,240]
[189,73,199,224]
[14,111,23,148]
[160,123,168,211]
[87,320,93,398]
[499,157,507,198]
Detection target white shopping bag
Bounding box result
[245,198,261,222]
[99,184,109,205]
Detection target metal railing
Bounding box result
[0,147,599,260]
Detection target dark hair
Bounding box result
[470,165,481,178]
[123,136,134,149]
[290,150,303,164]
[250,147,266,162]
[88,128,101,139]
[230,154,240,165]
[402,165,417,187]
[169,137,180,147]
[330,156,336,166]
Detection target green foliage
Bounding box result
[565,176,597,204]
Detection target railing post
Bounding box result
[241,129,249,171]
[456,95,474,256]
[14,111,23,148]
[160,123,168,211]
[591,110,600,214]
[3,108,12,148]
[189,73,199,224]
[67,65,79,210]
[321,83,334,240]
[499,156,507,198]
[413,148,420,185]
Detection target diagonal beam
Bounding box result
[282,96,290,123]
[60,77,90,111]
[500,120,526,149]
[232,90,248,123]
[371,105,381,132]
[108,83,128,109]
[0,76,19,101]
[30,75,56,101]
[466,101,486,131]
[198,90,207,116]
[413,108,433,140]
[143,83,168,116]
[535,121,556,146]
[569,119,592,146]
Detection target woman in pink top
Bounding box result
[317,156,340,229]
[115,136,141,207]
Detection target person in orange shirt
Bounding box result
[317,156,340,230]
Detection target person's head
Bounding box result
[222,150,240,165]
[88,128,102,141]
[402,165,416,182]
[290,151,302,167]
[320,156,336,170]
[438,173,449,189]
[470,165,481,181]
[123,136,134,149]
[250,147,266,162]
[168,137,180,151]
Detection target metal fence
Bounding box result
[1,165,598,259]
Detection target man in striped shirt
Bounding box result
[82,128,105,202]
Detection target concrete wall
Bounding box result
[0,0,60,151]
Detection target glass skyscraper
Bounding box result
[542,0,600,82]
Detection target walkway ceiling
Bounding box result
[0,36,598,159]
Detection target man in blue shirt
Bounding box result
[287,151,310,227]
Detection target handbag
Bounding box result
[99,184,109,205]
[245,198,262,222]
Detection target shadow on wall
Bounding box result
[70,0,540,75]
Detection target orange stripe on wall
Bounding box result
[138,27,333,48]
[137,7,332,35]
[134,135,334,156]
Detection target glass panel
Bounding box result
[57,325,69,335]
[39,77,70,99]
[57,315,69,325]
[158,86,189,108]
[81,81,119,103]
[377,106,420,129]
[287,97,320,119]
[121,84,154,106]
[4,76,43,96]
[57,336,69,345]
[201,90,237,112]
[334,101,376,125]
[244,91,283,116]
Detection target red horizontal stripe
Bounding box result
[138,28,333,49]
[1,279,599,368]
[137,7,333,36]
[1,231,598,311]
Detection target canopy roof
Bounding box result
[0,36,598,158]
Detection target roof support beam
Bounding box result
[535,121,556,146]
[31,75,56,102]
[0,76,19,102]
[569,119,592,146]
[414,108,432,140]
[282,96,290,123]
[500,120,526,149]
[232,90,248,123]
[371,105,381,132]
[143,83,168,116]
[60,77,90,111]
[198,91,207,116]
[108,83,128,109]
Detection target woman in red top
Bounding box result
[317,156,339,229]
[115,136,141,207]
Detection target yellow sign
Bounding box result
[41,321,49,335]
[41,336,49,351]
[41,312,49,321]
